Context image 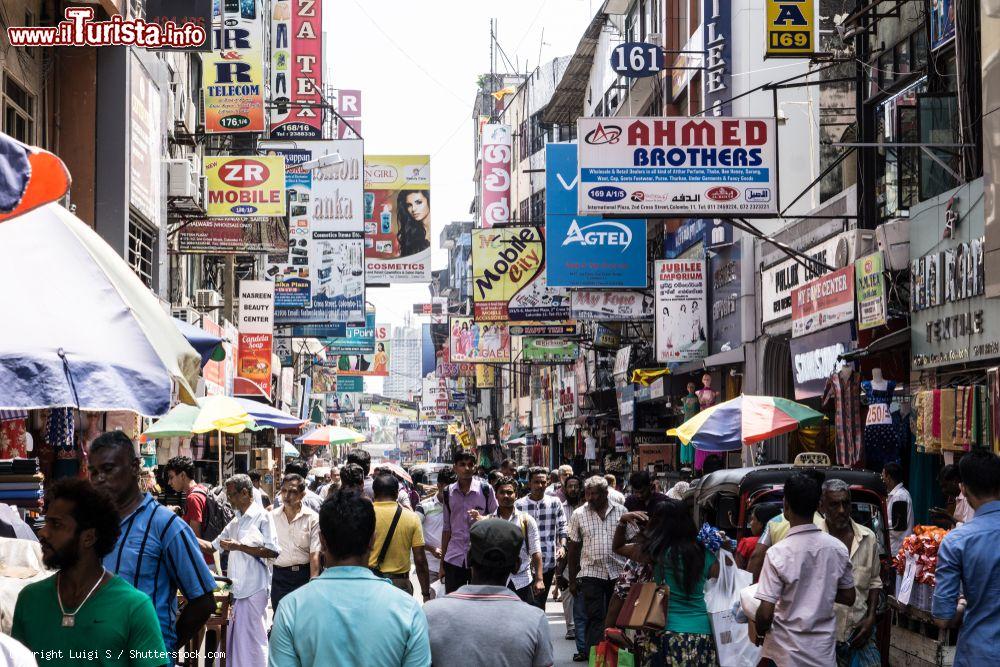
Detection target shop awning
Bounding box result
[839,327,910,361]
[704,345,745,368]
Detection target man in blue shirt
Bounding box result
[933,449,1000,667]
[268,490,430,667]
[88,432,216,652]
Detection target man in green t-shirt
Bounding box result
[12,479,168,667]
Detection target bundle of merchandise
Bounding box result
[893,525,948,611]
[0,458,43,510]
[912,387,991,453]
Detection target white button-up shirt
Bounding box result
[491,508,541,590]
[567,502,626,581]
[887,482,914,555]
[213,501,280,599]
[271,504,320,569]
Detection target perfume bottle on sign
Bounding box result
[380,204,392,234]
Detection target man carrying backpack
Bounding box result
[166,456,227,566]
[440,451,498,593]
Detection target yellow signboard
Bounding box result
[471,226,546,321]
[765,0,814,58]
[204,156,286,218]
[475,364,496,389]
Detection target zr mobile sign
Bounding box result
[577,117,778,216]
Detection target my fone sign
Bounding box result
[577,117,777,216]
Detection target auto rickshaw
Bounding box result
[683,461,892,665]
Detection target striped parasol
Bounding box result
[668,394,825,452]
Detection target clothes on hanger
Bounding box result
[823,368,863,467]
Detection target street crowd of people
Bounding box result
[1,434,999,667]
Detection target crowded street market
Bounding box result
[0,0,998,666]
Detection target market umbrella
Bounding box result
[295,425,366,446]
[142,396,255,438]
[0,203,200,415]
[234,397,307,430]
[375,461,413,484]
[173,318,226,367]
[0,131,70,223]
[282,440,300,458]
[668,395,824,453]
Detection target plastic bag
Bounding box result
[589,641,620,667]
[704,551,761,667]
[429,579,446,600]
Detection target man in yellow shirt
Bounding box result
[369,473,432,601]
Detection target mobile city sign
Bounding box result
[545,143,647,288]
[576,117,778,216]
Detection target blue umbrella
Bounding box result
[234,397,306,430]
[173,318,226,367]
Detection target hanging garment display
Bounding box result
[0,419,27,459]
[912,385,992,453]
[862,380,902,472]
[823,368,863,467]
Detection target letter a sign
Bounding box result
[766,0,815,58]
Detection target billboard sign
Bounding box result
[449,317,511,363]
[654,260,708,362]
[577,117,778,216]
[205,156,285,217]
[202,3,265,133]
[545,143,648,288]
[130,56,162,228]
[145,0,212,51]
[766,0,815,58]
[791,266,855,338]
[522,338,580,363]
[331,322,390,376]
[471,226,569,321]
[325,312,376,355]
[364,155,431,283]
[235,280,274,397]
[789,323,854,399]
[177,217,287,253]
[856,251,887,330]
[480,124,512,228]
[269,0,323,138]
[570,290,654,321]
[265,142,365,326]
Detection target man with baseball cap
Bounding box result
[424,518,554,667]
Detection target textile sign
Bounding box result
[269,0,323,138]
[449,317,511,363]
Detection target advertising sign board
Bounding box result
[325,312,376,355]
[791,266,855,338]
[545,143,648,288]
[765,0,815,58]
[480,124,512,228]
[522,338,580,363]
[331,323,390,376]
[471,226,569,321]
[202,3,265,133]
[364,155,432,283]
[449,317,511,362]
[570,290,653,321]
[856,252,888,330]
[130,56,162,228]
[577,117,778,216]
[178,218,287,253]
[145,0,212,51]
[269,0,323,138]
[235,280,274,397]
[654,260,708,362]
[205,156,285,217]
[789,323,854,399]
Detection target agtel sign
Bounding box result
[562,220,633,252]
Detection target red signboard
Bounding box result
[480,124,512,228]
[791,265,855,338]
[270,0,323,138]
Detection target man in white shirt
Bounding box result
[271,473,321,611]
[210,474,281,667]
[417,468,456,581]
[882,462,914,555]
[604,474,626,506]
[475,476,543,603]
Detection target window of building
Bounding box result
[128,218,155,288]
[875,78,926,218]
[529,190,545,223]
[626,2,641,42]
[3,75,35,144]
[518,198,529,224]
[918,93,961,200]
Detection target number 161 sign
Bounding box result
[610,42,665,78]
[765,0,815,58]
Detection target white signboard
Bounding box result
[577,117,778,216]
[760,235,843,325]
[238,281,275,334]
[570,290,654,321]
[654,259,708,362]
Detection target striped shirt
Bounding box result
[516,494,567,572]
[104,493,216,649]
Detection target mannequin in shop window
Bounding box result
[694,375,719,471]
[862,367,902,473]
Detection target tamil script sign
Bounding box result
[654,260,708,362]
[545,143,647,288]
[577,117,778,216]
[856,251,887,330]
[480,124,512,228]
[791,266,855,338]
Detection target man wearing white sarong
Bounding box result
[211,474,280,667]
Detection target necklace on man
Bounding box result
[57,567,106,627]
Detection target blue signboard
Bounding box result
[609,42,665,78]
[664,218,732,258]
[703,0,732,115]
[545,144,648,288]
[336,375,364,393]
[421,323,437,377]
[324,312,376,355]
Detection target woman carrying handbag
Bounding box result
[613,500,721,666]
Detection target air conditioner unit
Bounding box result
[166,159,197,198]
[832,229,877,268]
[194,289,223,310]
[165,89,176,138]
[171,306,200,324]
[875,218,910,271]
